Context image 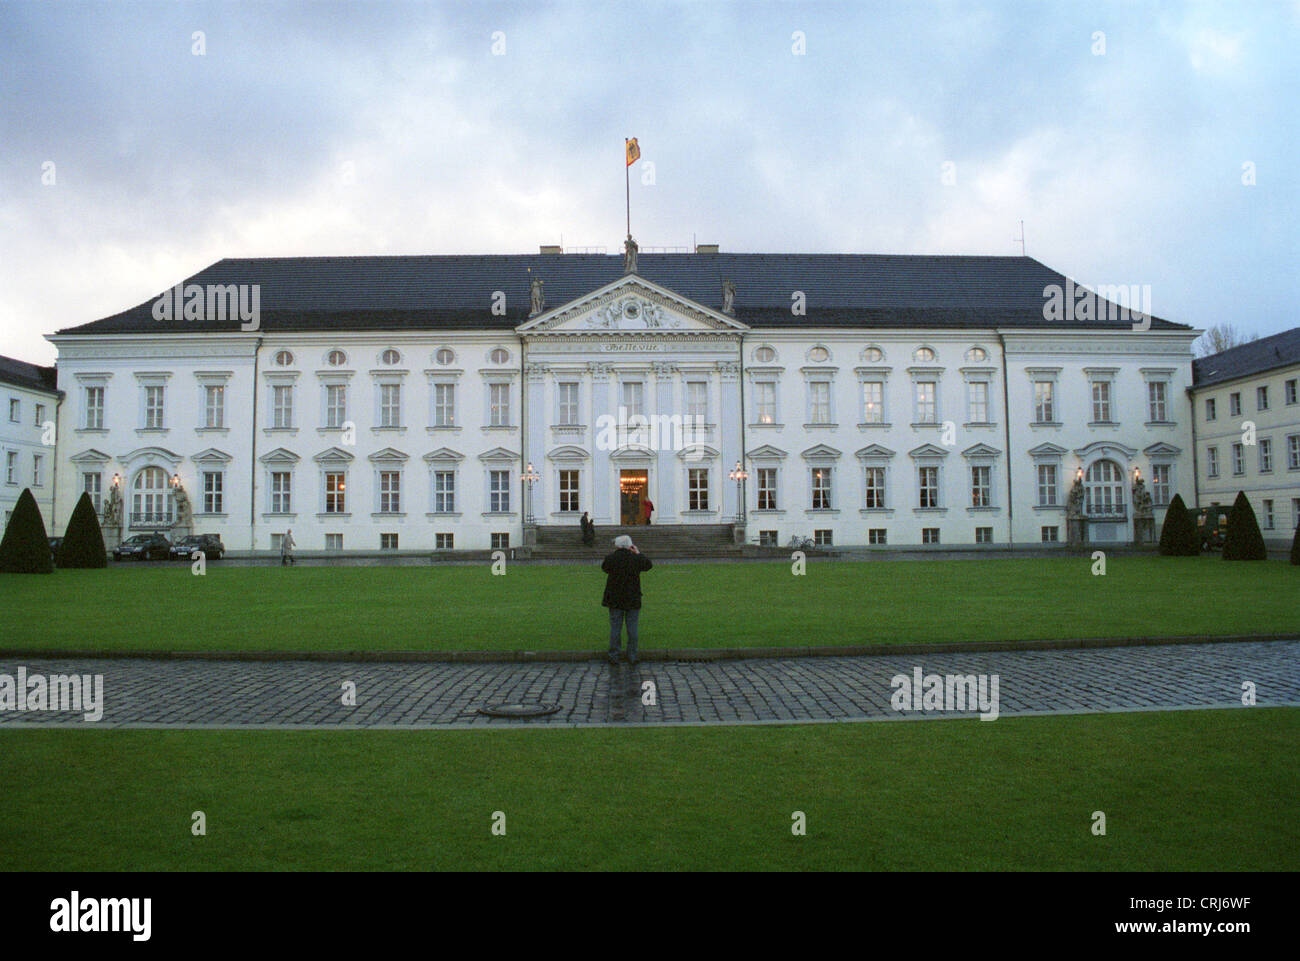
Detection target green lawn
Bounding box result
[1,708,1294,870]
[1,556,1296,653]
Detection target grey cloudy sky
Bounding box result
[2,0,1297,363]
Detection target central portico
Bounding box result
[518,274,747,528]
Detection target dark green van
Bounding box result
[1191,504,1232,551]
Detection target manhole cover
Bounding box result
[476,702,561,718]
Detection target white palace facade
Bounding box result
[45,247,1200,553]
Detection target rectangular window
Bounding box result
[970,465,991,508]
[433,383,455,427]
[1289,435,1300,470]
[435,533,453,550]
[326,385,347,428]
[975,526,992,544]
[489,383,510,426]
[5,451,16,484]
[862,382,884,423]
[1294,498,1300,530]
[921,527,940,545]
[8,398,18,422]
[1257,386,1269,410]
[32,454,42,486]
[1205,397,1217,421]
[867,529,887,545]
[326,533,343,551]
[379,471,401,513]
[754,382,776,424]
[1286,379,1298,406]
[813,529,833,547]
[83,472,102,512]
[433,471,455,513]
[918,466,939,508]
[1091,381,1111,422]
[1262,499,1274,530]
[379,383,401,428]
[205,385,225,428]
[967,382,989,423]
[1037,464,1058,506]
[1206,446,1219,478]
[381,533,399,550]
[1259,438,1273,472]
[489,470,510,512]
[811,468,832,510]
[1041,526,1059,543]
[85,387,104,429]
[558,382,579,425]
[1147,382,1168,421]
[686,381,708,420]
[1151,464,1171,505]
[272,385,293,429]
[1232,443,1244,475]
[559,470,580,513]
[34,403,45,427]
[757,467,777,511]
[491,533,510,550]
[144,385,165,429]
[271,472,291,513]
[809,381,831,423]
[914,382,936,423]
[1033,381,1055,423]
[688,468,709,511]
[864,467,886,509]
[758,530,778,547]
[1229,392,1241,416]
[325,472,346,513]
[203,471,223,514]
[621,381,644,418]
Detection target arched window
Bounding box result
[863,346,884,363]
[965,346,987,363]
[132,467,174,525]
[1084,460,1125,517]
[914,346,936,363]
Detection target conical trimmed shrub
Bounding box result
[57,491,107,568]
[1157,493,1199,556]
[0,488,54,574]
[1289,524,1299,566]
[1222,491,1267,561]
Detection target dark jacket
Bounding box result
[601,548,653,609]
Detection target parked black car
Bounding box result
[1192,504,1232,551]
[113,533,172,561]
[169,534,225,560]
[48,537,63,562]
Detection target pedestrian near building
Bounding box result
[601,534,653,664]
[281,529,296,566]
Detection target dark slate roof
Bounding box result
[1192,327,1300,388]
[0,355,58,395]
[55,253,1188,335]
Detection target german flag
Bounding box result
[625,138,640,167]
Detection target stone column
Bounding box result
[718,360,742,522]
[654,362,677,523]
[590,363,613,525]
[524,363,547,527]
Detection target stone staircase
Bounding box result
[526,522,745,560]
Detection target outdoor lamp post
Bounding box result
[729,460,749,523]
[522,461,539,524]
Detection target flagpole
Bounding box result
[625,139,631,239]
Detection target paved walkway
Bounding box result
[1,641,1296,729]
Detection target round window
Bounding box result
[967,347,987,363]
[327,350,347,367]
[864,347,883,363]
[490,347,510,364]
[273,350,294,366]
[435,348,455,366]
[754,346,776,364]
[381,349,401,365]
[915,347,936,362]
[809,346,830,363]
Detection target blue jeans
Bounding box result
[608,608,640,661]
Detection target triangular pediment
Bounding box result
[1143,442,1182,457]
[909,443,950,459]
[313,446,355,465]
[367,447,409,464]
[747,444,788,460]
[259,447,300,465]
[800,444,843,460]
[517,275,748,334]
[1027,443,1068,457]
[855,444,896,459]
[192,447,233,465]
[961,443,1002,459]
[423,447,464,464]
[70,448,112,465]
[477,447,519,463]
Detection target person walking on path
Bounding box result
[641,497,654,525]
[601,534,653,664]
[281,529,296,566]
